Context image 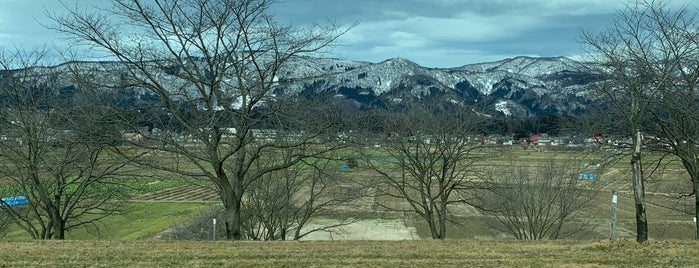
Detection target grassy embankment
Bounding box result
[0,239,697,267]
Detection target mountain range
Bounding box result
[5,56,604,118]
[275,56,603,117]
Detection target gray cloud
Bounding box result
[270,0,633,66]
[1,0,696,67]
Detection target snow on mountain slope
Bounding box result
[274,56,600,116]
[4,55,601,117]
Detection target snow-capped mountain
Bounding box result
[2,56,603,117]
[274,56,602,116]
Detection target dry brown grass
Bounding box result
[0,239,697,267]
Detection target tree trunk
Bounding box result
[222,200,242,240]
[438,198,447,240]
[682,158,699,240]
[46,206,65,240]
[428,220,438,239]
[54,219,65,240]
[44,195,65,240]
[425,210,439,239]
[631,130,648,243]
[219,179,243,240]
[694,177,699,240]
[230,202,242,240]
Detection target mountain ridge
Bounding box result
[2,55,602,117]
[275,55,601,116]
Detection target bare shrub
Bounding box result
[163,206,226,241]
[476,157,600,240]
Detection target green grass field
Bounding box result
[3,202,210,240]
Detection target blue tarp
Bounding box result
[578,173,596,181]
[0,196,28,206]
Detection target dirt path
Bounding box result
[300,218,419,240]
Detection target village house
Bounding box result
[529,133,550,146]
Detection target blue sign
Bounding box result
[578,173,596,181]
[0,196,28,207]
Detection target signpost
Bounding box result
[610,191,618,243]
[213,218,217,241]
[694,217,697,240]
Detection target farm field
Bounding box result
[2,202,210,240]
[1,147,698,241]
[126,147,697,241]
[298,148,698,241]
[134,185,220,202]
[0,239,698,267]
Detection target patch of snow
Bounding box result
[495,101,511,116]
[377,79,392,93]
[532,87,549,96]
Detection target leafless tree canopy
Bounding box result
[0,48,132,239]
[359,102,488,239]
[476,157,600,240]
[242,158,357,240]
[52,0,353,240]
[581,0,699,243]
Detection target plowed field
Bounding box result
[135,185,219,202]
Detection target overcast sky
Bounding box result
[0,0,694,67]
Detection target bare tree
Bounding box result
[243,158,355,240]
[476,156,601,240]
[0,48,132,239]
[360,103,487,239]
[635,1,699,240]
[52,0,351,240]
[582,0,699,242]
[581,0,665,243]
